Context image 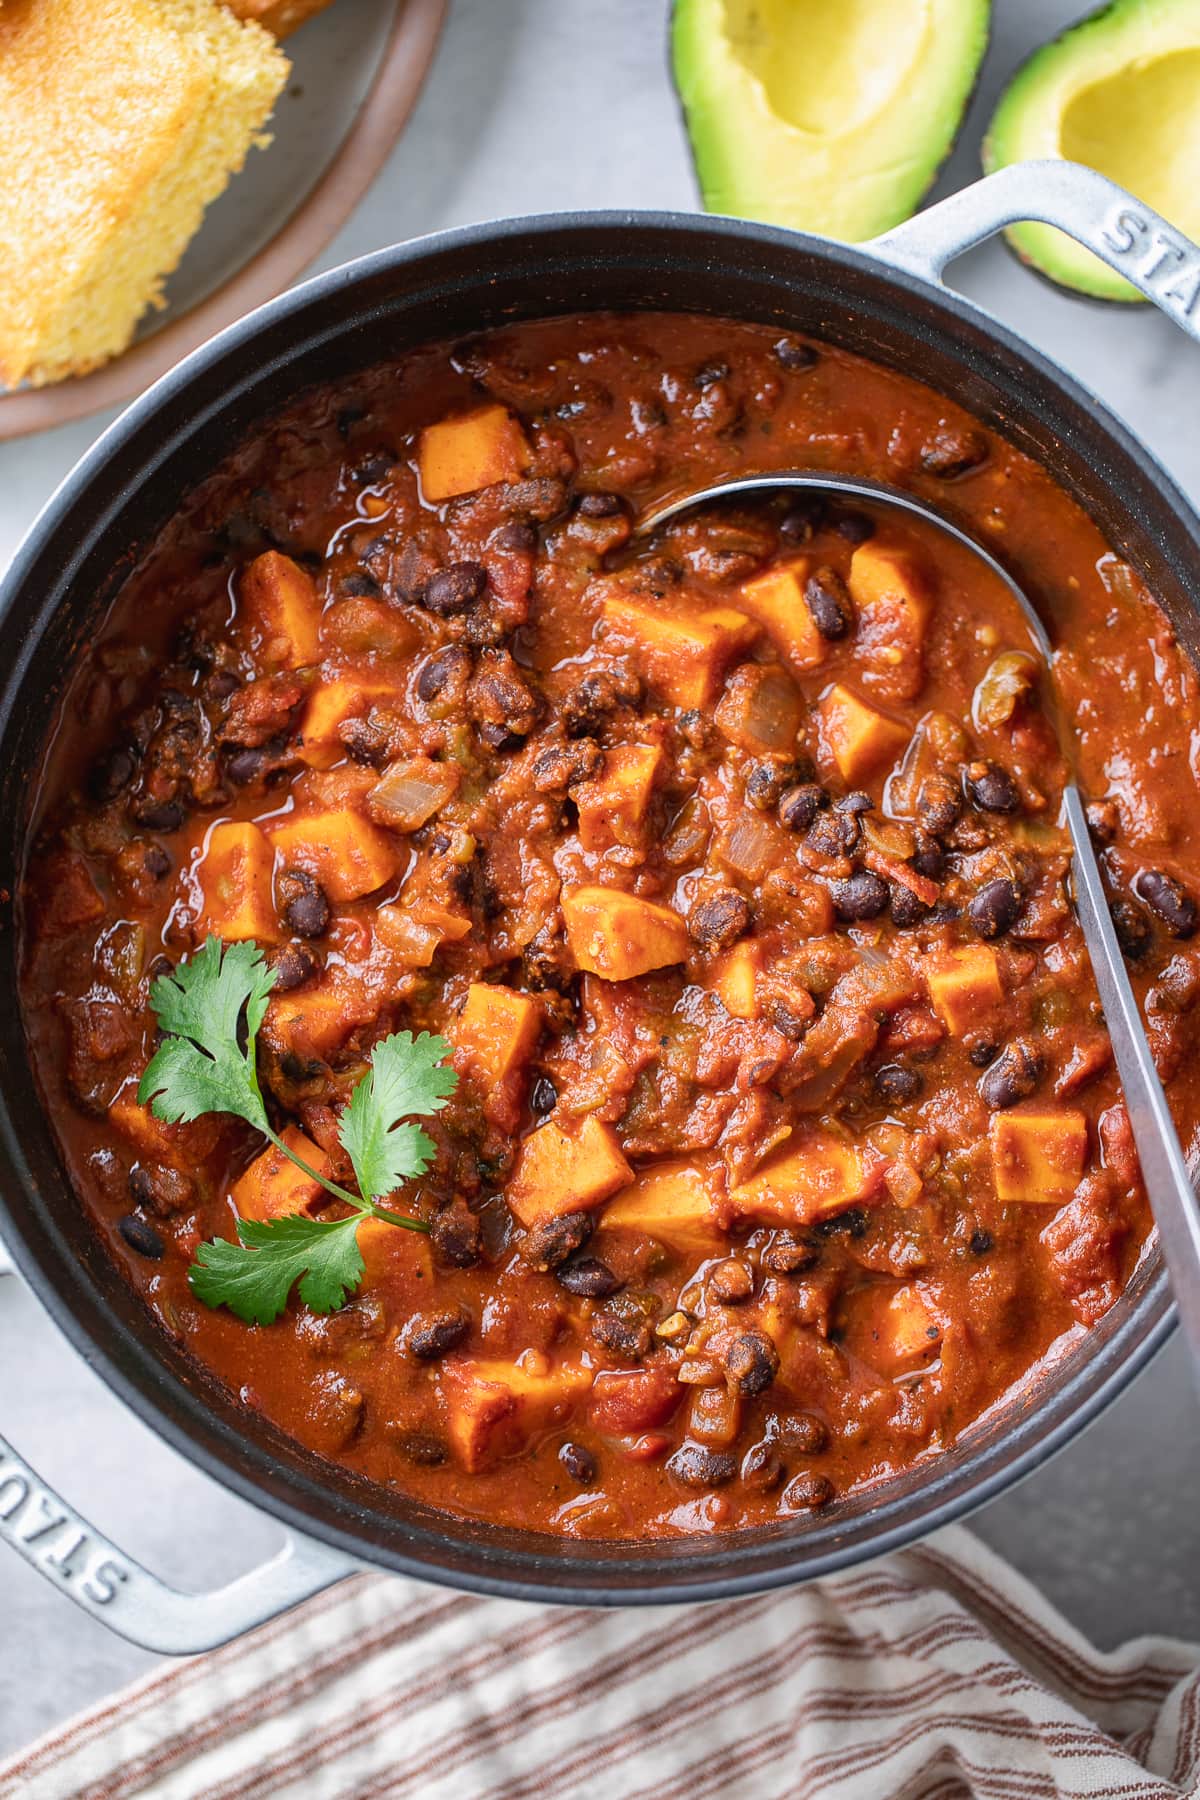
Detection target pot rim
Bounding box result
[0,206,1183,1602]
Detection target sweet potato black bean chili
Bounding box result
[20,314,1200,1538]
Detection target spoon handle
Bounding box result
[1064,785,1200,1379]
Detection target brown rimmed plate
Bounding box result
[0,0,446,441]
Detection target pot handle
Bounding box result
[0,1250,355,1654]
[870,159,1200,343]
[0,1424,356,1654]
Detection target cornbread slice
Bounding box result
[225,0,334,35]
[0,0,288,387]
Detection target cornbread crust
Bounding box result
[224,0,334,36]
[0,0,288,388]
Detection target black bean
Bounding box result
[283,878,330,940]
[576,492,625,519]
[430,1198,481,1269]
[1111,895,1153,961]
[724,1329,779,1397]
[695,359,731,389]
[778,782,825,832]
[783,1471,835,1509]
[968,1040,998,1068]
[831,510,875,544]
[688,888,752,952]
[765,998,811,1041]
[134,799,185,833]
[91,746,136,802]
[978,1040,1043,1111]
[773,337,818,372]
[874,1063,922,1104]
[890,884,930,929]
[834,791,873,816]
[118,1215,164,1259]
[761,1232,819,1275]
[127,1164,194,1218]
[269,944,317,992]
[556,1256,622,1298]
[226,746,266,785]
[917,774,962,838]
[532,738,602,793]
[909,834,945,881]
[493,519,538,551]
[143,846,171,880]
[830,870,889,921]
[779,494,825,544]
[815,1207,867,1239]
[341,571,381,599]
[394,1429,448,1466]
[420,561,488,617]
[669,1444,739,1488]
[804,567,853,640]
[529,1074,558,1120]
[416,645,472,703]
[970,1229,993,1256]
[746,760,799,811]
[559,1442,597,1484]
[775,1412,830,1454]
[806,808,859,858]
[920,426,989,480]
[521,1209,593,1273]
[708,1258,753,1304]
[968,877,1022,941]
[741,1443,787,1492]
[562,668,640,737]
[964,759,1021,814]
[353,452,393,485]
[1135,869,1198,939]
[406,1308,471,1360]
[591,1312,652,1361]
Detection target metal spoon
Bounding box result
[641,471,1200,1380]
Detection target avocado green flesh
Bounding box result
[984,0,1200,302]
[672,0,990,242]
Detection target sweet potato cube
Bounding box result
[562,884,689,981]
[266,988,359,1065]
[196,822,279,943]
[850,543,933,702]
[233,1126,330,1223]
[990,1109,1088,1203]
[926,945,1003,1036]
[240,551,322,670]
[454,982,542,1087]
[110,1097,221,1169]
[601,595,759,708]
[268,809,399,902]
[711,939,762,1019]
[818,683,910,784]
[507,1114,633,1227]
[574,744,663,852]
[729,1128,872,1227]
[442,1357,592,1471]
[299,678,404,769]
[357,1216,434,1290]
[872,1285,941,1371]
[418,404,531,502]
[601,1158,722,1249]
[738,559,827,670]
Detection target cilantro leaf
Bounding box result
[339,1031,455,1203]
[139,936,274,1135]
[189,1213,367,1326]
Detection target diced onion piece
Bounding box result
[367,756,459,832]
[972,651,1038,730]
[713,813,777,882]
[714,663,804,754]
[1097,552,1145,610]
[662,795,711,868]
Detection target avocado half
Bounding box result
[671,0,991,242]
[984,0,1200,302]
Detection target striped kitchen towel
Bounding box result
[1,1523,1197,1800]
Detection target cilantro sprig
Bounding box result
[137,937,456,1326]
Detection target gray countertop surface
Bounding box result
[2,0,1199,1761]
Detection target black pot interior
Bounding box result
[0,214,1187,1600]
